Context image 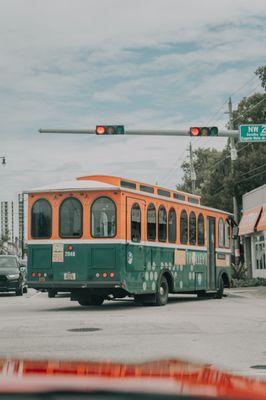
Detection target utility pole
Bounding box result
[189,142,196,194]
[228,97,240,265]
[18,194,25,258]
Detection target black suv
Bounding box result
[0,255,27,296]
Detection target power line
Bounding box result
[237,168,266,184]
[212,168,266,196]
[231,96,266,124]
[160,83,265,186]
[238,163,266,179]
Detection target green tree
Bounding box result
[177,65,266,214]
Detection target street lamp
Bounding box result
[0,156,6,166]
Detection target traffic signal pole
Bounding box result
[228,98,240,266]
[39,128,239,137]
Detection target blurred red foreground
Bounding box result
[0,358,266,399]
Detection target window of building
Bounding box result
[254,235,266,270]
[91,197,116,238]
[31,199,52,238]
[168,208,176,243]
[158,206,167,242]
[218,218,225,247]
[198,213,205,246]
[59,198,83,238]
[180,210,188,244]
[131,203,141,242]
[189,211,196,245]
[147,203,156,241]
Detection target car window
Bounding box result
[0,257,17,268]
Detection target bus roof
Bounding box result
[25,179,118,193]
[25,175,232,216]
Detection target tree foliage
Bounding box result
[177,66,266,214]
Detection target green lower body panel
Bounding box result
[27,243,231,297]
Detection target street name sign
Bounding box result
[239,124,266,142]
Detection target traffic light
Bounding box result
[189,127,218,136]
[95,125,125,135]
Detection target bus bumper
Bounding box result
[28,281,124,290]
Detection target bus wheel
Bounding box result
[216,277,224,299]
[90,296,104,306]
[197,290,207,298]
[155,276,169,306]
[78,296,104,306]
[48,289,57,298]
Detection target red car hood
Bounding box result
[0,358,266,399]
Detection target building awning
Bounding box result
[238,206,262,236]
[256,205,266,232]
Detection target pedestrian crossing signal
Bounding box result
[189,127,218,136]
[96,125,125,135]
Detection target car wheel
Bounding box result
[23,286,28,294]
[15,287,23,296]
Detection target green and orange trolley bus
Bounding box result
[26,175,232,306]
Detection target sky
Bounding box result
[0,0,266,207]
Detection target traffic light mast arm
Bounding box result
[39,128,239,137]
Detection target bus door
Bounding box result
[207,216,216,290]
[126,197,146,272]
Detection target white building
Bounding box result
[238,185,266,278]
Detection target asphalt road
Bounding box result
[0,287,266,377]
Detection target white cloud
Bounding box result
[0,0,265,204]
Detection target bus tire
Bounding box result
[216,277,224,299]
[155,275,169,306]
[90,296,104,305]
[197,290,207,298]
[134,294,154,306]
[78,296,104,306]
[48,289,57,298]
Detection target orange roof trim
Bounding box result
[77,174,201,202]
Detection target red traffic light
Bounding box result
[189,127,218,137]
[95,125,125,135]
[190,127,200,136]
[96,125,106,135]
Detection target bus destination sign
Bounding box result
[239,124,266,142]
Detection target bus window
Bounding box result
[147,203,156,241]
[189,211,196,245]
[91,197,116,238]
[198,213,205,246]
[168,208,176,243]
[180,210,188,244]
[158,206,167,242]
[131,203,141,242]
[59,198,83,238]
[31,199,52,238]
[225,220,230,247]
[218,218,225,247]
